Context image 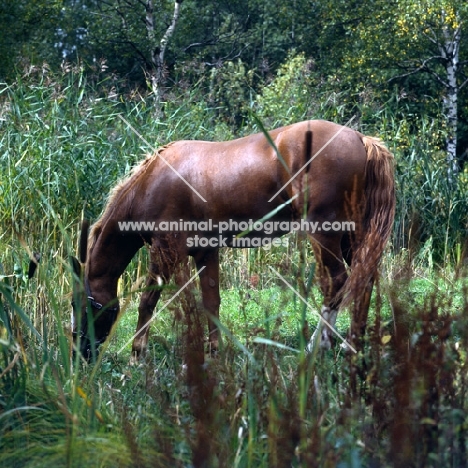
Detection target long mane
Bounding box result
[87,144,172,255]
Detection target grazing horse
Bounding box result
[71,120,395,360]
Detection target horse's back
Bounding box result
[134,120,368,223]
[157,120,367,182]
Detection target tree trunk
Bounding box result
[145,0,183,102]
[440,17,461,183]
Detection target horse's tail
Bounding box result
[342,136,395,308]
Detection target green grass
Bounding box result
[111,271,464,361]
[2,245,468,466]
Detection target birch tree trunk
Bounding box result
[145,0,183,102]
[387,5,468,185]
[440,18,461,183]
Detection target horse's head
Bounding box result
[70,256,93,360]
[70,220,119,362]
[70,256,120,361]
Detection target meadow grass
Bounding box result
[1,240,467,466]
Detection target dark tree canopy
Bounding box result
[2,0,468,173]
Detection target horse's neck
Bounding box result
[87,230,143,296]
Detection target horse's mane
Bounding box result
[87,144,172,254]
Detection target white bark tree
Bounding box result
[92,0,183,102]
[389,3,468,183]
[145,0,183,100]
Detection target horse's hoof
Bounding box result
[129,351,141,366]
[320,334,333,350]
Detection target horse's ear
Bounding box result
[27,252,41,279]
[79,219,89,264]
[70,256,81,278]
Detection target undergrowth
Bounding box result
[1,243,467,466]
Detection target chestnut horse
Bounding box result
[71,120,394,360]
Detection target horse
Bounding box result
[71,119,395,361]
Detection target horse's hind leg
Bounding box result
[194,249,220,353]
[350,278,373,349]
[341,229,373,349]
[308,233,348,350]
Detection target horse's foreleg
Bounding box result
[308,233,348,350]
[131,235,186,363]
[131,262,164,363]
[195,249,221,353]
